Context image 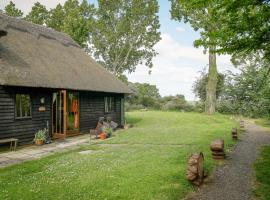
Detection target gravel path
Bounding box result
[187,122,270,200]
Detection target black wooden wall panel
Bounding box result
[79,92,123,133]
[0,86,124,145]
[0,86,52,144]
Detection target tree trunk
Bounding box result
[205,46,218,115]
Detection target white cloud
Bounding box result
[0,0,67,14]
[126,33,236,100]
[176,26,185,33]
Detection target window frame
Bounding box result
[104,96,115,113]
[15,94,32,119]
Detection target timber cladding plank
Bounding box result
[0,86,52,144]
[79,92,123,133]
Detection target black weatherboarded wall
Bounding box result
[0,86,51,144]
[79,92,123,133]
[0,86,123,145]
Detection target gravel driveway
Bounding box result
[187,122,270,200]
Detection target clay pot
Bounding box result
[35,139,44,146]
[99,132,106,140]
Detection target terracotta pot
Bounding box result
[99,132,106,140]
[35,139,44,146]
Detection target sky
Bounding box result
[0,0,236,100]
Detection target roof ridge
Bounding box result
[0,13,80,48]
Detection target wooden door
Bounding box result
[66,91,80,135]
[52,90,66,139]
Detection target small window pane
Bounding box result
[105,97,115,113]
[105,97,108,113]
[15,94,31,118]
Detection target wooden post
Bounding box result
[232,128,238,139]
[240,120,244,129]
[210,139,225,159]
[186,152,205,186]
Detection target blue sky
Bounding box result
[0,0,235,100]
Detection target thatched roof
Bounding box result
[0,14,130,94]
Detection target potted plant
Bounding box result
[104,127,113,138]
[34,128,47,145]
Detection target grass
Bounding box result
[0,111,238,200]
[254,118,270,130]
[254,146,270,200]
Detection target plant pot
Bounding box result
[99,132,106,140]
[35,139,44,146]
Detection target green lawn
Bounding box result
[255,118,270,130]
[254,146,270,200]
[0,111,237,200]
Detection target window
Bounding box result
[15,94,31,118]
[104,97,115,113]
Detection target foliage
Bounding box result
[170,0,220,114]
[217,55,270,118]
[58,0,95,48]
[254,146,270,200]
[126,82,161,108]
[0,111,237,200]
[103,127,113,137]
[88,0,161,76]
[193,69,225,102]
[126,82,195,112]
[117,74,129,84]
[196,0,270,61]
[160,94,193,111]
[4,1,23,17]
[34,128,47,141]
[25,2,48,25]
[25,0,95,48]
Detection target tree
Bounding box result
[170,0,220,114]
[126,82,161,108]
[160,94,192,111]
[4,1,23,17]
[60,0,95,48]
[193,69,225,102]
[46,4,65,32]
[25,2,48,25]
[196,0,270,61]
[25,0,95,48]
[88,0,161,76]
[218,55,270,118]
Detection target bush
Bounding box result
[125,103,145,111]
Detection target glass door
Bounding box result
[52,90,66,139]
[66,91,79,135]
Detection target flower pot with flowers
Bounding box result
[34,128,47,145]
